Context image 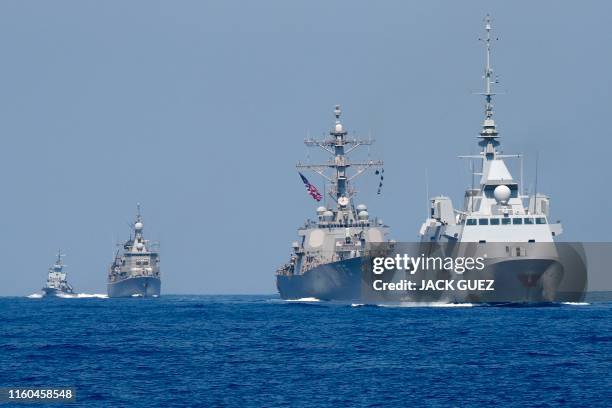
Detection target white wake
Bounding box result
[56,293,108,299]
[284,297,321,302]
[379,302,474,308]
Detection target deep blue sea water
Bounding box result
[1,294,611,407]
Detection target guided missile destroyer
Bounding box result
[416,16,586,302]
[107,205,161,298]
[276,106,390,300]
[42,250,75,297]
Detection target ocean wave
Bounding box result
[27,293,43,298]
[56,293,108,299]
[561,302,590,306]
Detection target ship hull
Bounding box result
[276,257,403,303]
[107,276,161,298]
[277,258,362,301]
[419,257,584,304]
[42,287,74,297]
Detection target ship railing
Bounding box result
[301,217,386,229]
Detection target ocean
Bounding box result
[1,294,611,407]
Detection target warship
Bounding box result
[276,105,391,301]
[415,16,586,302]
[42,250,75,296]
[107,204,161,298]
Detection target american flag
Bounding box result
[299,172,322,202]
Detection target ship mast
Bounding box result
[134,203,144,241]
[455,15,524,215]
[296,105,383,211]
[55,249,63,266]
[478,14,500,160]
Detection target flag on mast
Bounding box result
[299,172,322,202]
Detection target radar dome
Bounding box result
[323,210,334,219]
[135,222,144,230]
[316,206,326,214]
[494,185,511,204]
[335,123,343,133]
[358,210,369,220]
[356,204,367,211]
[135,242,144,250]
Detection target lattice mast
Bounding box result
[296,105,383,210]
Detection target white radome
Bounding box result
[494,185,511,204]
[335,123,343,133]
[135,222,144,230]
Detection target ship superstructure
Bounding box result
[276,106,390,300]
[107,204,161,297]
[420,16,561,243]
[42,250,75,296]
[417,16,585,302]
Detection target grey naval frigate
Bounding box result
[414,16,586,303]
[276,105,391,301]
[42,250,75,297]
[107,205,161,298]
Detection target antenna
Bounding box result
[520,155,524,198]
[425,169,430,219]
[534,151,539,213]
[470,160,475,213]
[480,13,498,121]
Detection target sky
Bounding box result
[0,0,611,295]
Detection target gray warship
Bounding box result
[414,16,586,303]
[276,105,390,300]
[107,204,161,298]
[42,250,75,297]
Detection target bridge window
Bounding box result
[501,218,511,225]
[490,218,500,225]
[513,218,523,225]
[479,218,489,225]
[536,217,546,224]
[466,219,477,226]
[524,218,534,225]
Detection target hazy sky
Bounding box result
[1,1,610,295]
